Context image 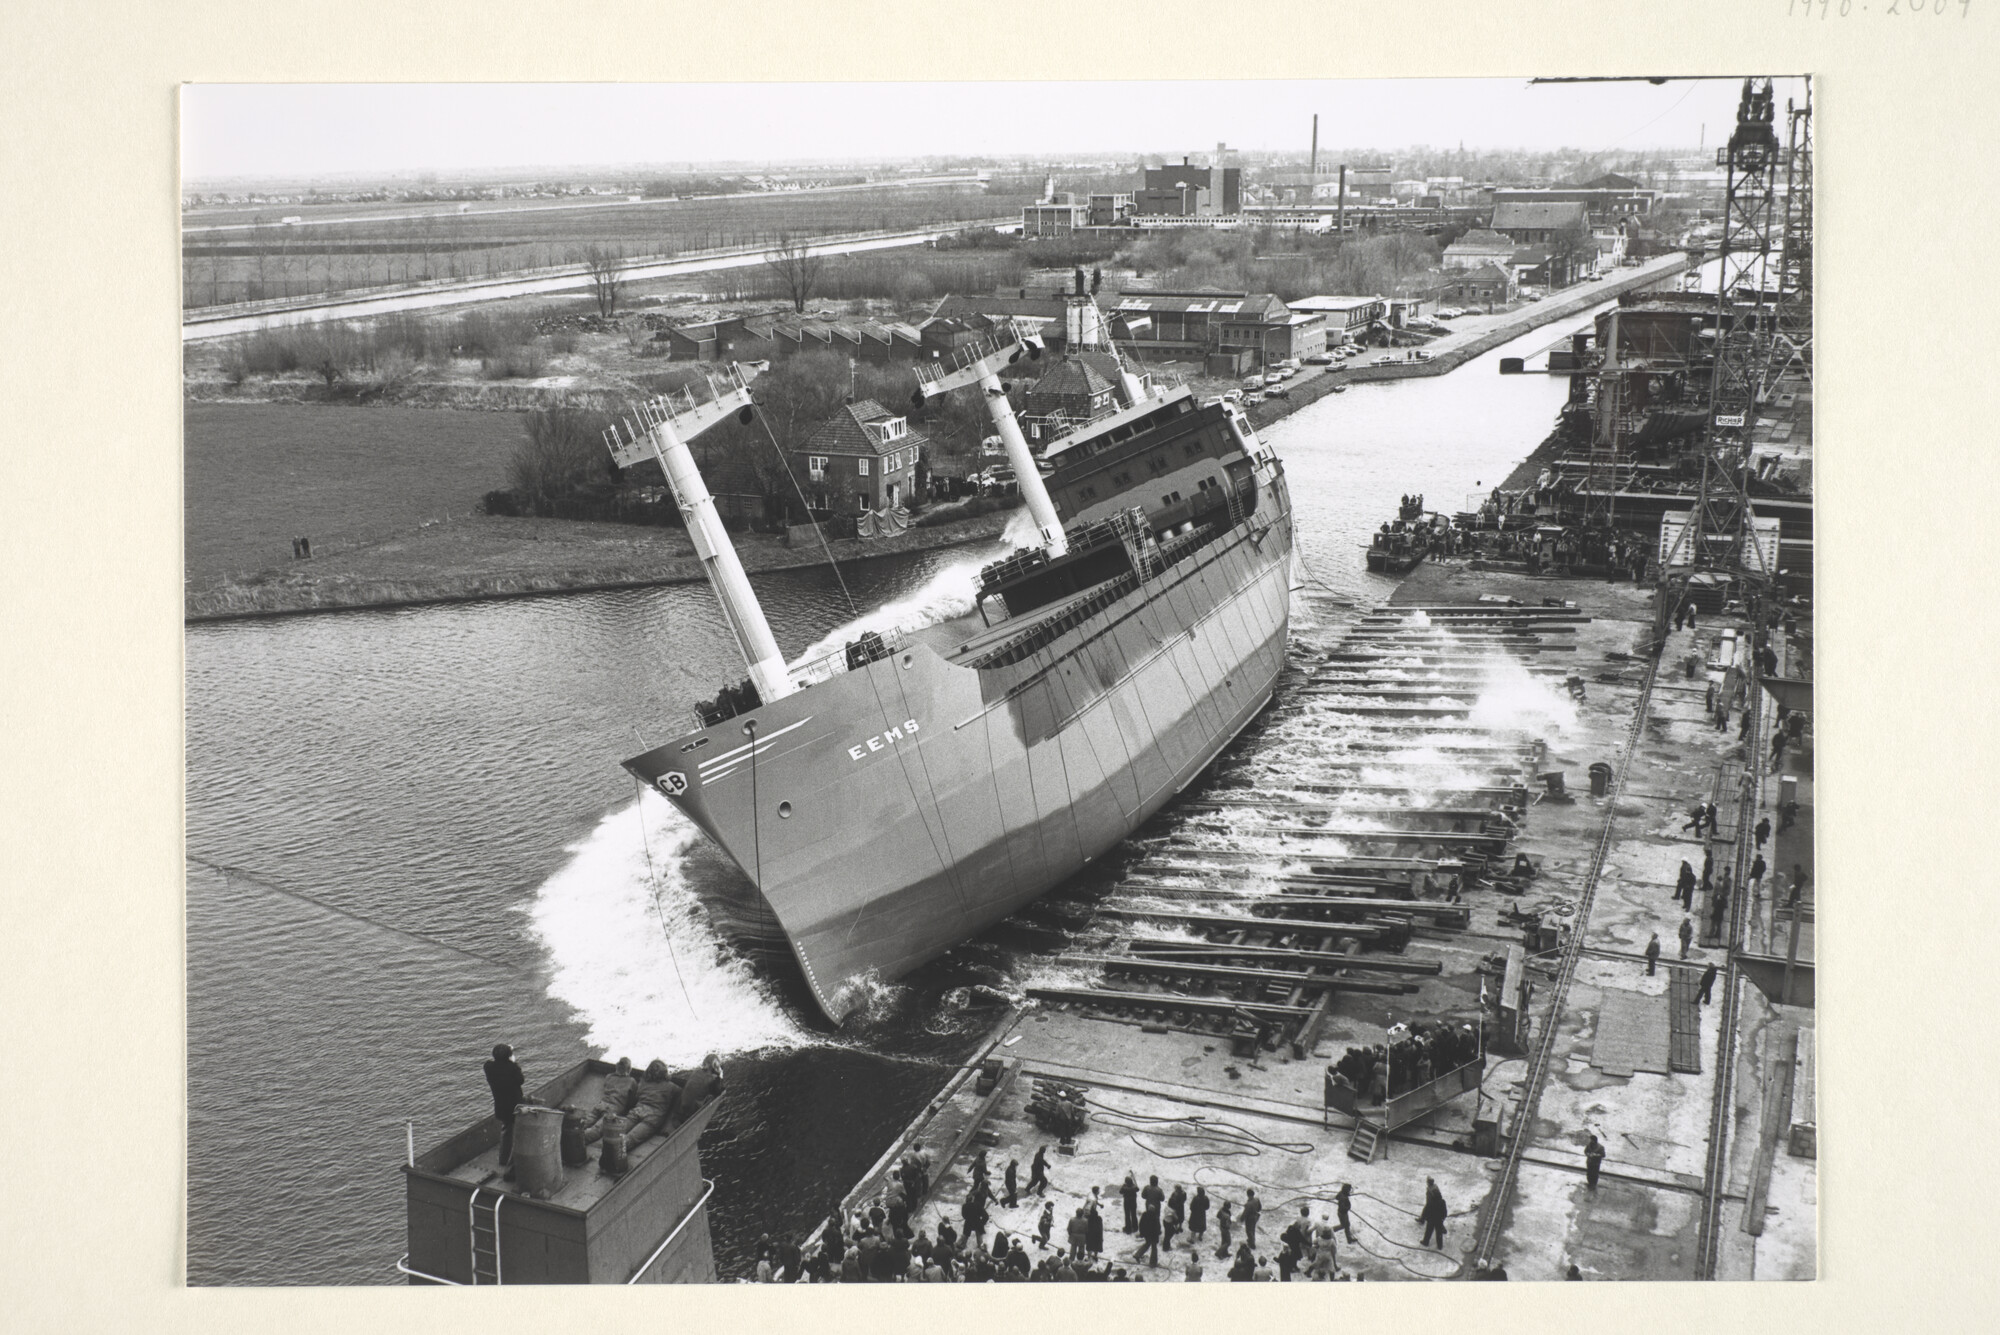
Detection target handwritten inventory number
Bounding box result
[1788,0,1972,14]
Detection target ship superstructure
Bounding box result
[611,298,1294,1021]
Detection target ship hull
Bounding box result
[627,459,1293,1021]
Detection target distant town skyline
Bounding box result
[182,78,1809,183]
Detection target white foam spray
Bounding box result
[527,790,818,1063]
[787,559,987,668]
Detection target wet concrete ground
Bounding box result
[832,556,1815,1281]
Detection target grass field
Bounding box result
[182,183,1031,307]
[185,403,525,586]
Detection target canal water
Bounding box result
[186,300,1619,1284]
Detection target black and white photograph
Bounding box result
[176,75,1820,1287]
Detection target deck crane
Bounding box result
[601,365,798,707]
[910,321,1070,557]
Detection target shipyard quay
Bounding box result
[172,76,1819,1291]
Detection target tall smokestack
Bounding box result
[1310,114,1319,181]
[1338,163,1348,234]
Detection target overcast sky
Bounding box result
[182,78,1810,181]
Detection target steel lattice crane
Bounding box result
[1762,92,1813,395]
[1660,76,1788,591]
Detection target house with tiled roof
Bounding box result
[1442,228,1517,271]
[1490,200,1589,244]
[795,399,929,516]
[1437,262,1517,309]
[1022,354,1121,426]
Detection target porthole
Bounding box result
[778,802,793,819]
[902,654,914,668]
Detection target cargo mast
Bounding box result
[913,323,1070,557]
[604,368,798,705]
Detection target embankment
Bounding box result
[186,506,1018,623]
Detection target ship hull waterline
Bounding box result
[625,470,1294,1023]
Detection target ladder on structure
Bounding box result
[1347,1120,1384,1163]
[468,1188,504,1285]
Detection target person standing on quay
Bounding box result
[1004,1158,1018,1208]
[1755,814,1771,849]
[1087,1193,1104,1257]
[483,1042,525,1169]
[1120,1171,1140,1233]
[1335,1184,1355,1243]
[1678,916,1695,959]
[1136,1201,1162,1269]
[1241,1188,1262,1250]
[1749,854,1767,894]
[1584,1134,1605,1190]
[1188,1185,1210,1247]
[1698,962,1719,1005]
[1643,932,1662,976]
[1419,1179,1448,1249]
[1214,1199,1234,1258]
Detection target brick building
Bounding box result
[795,400,928,516]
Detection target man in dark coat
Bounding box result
[484,1043,525,1166]
[1755,815,1771,848]
[1188,1185,1210,1244]
[1335,1184,1354,1243]
[1698,962,1719,1005]
[1120,1171,1140,1232]
[1066,1205,1090,1261]
[1241,1188,1262,1249]
[1584,1134,1605,1189]
[1643,933,1661,976]
[1086,1198,1104,1257]
[1677,861,1697,906]
[1678,916,1695,959]
[1136,1201,1162,1268]
[1004,1158,1019,1208]
[1028,1144,1049,1195]
[1419,1178,1448,1248]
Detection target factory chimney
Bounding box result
[1310,114,1319,180]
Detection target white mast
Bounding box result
[605,369,797,705]
[914,324,1069,558]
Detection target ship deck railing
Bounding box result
[788,627,908,690]
[911,322,1031,393]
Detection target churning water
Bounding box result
[186,301,1614,1283]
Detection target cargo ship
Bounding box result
[607,299,1294,1022]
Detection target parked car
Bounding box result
[1303,354,1333,366]
[1264,372,1287,386]
[1265,384,1291,399]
